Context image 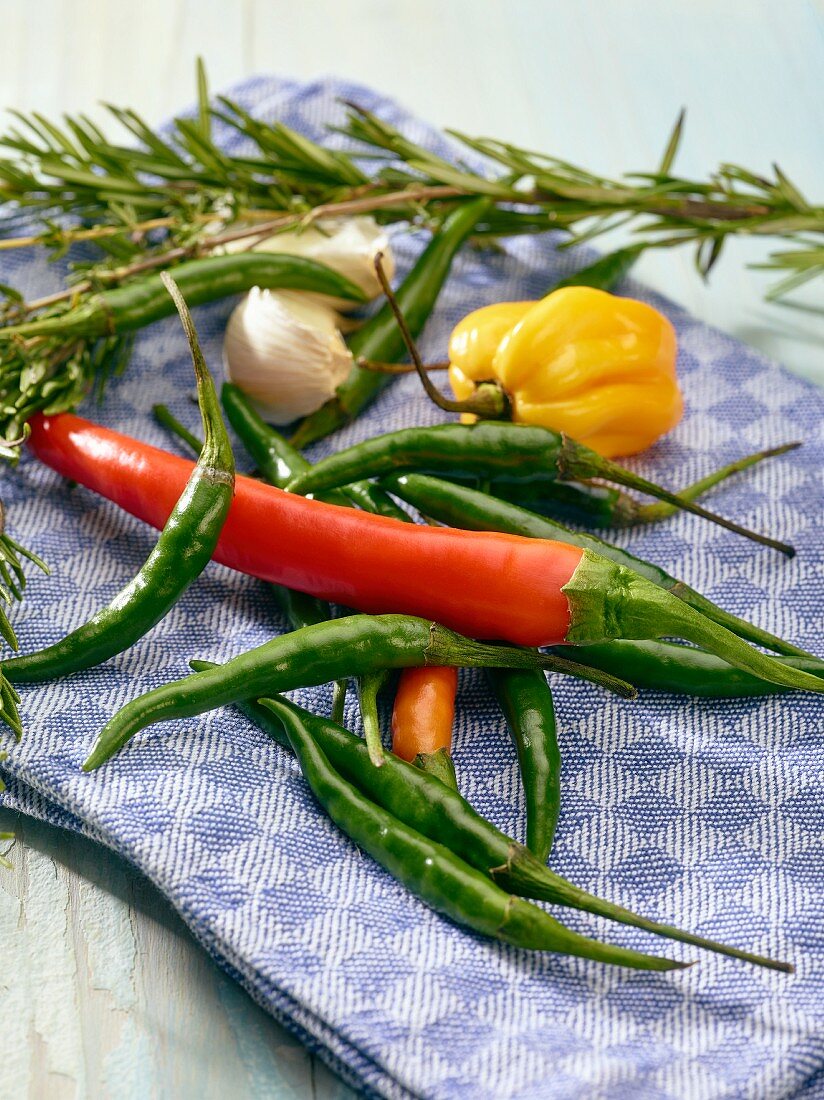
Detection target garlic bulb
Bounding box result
[223,288,354,424]
[223,216,394,308]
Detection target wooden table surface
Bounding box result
[1,2,822,1097]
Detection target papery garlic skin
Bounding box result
[223,288,354,424]
[222,217,394,308]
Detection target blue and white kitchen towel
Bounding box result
[1,77,823,1100]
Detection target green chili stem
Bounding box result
[357,669,388,766]
[634,441,802,522]
[412,748,458,791]
[152,404,202,456]
[562,441,796,557]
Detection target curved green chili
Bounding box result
[202,684,789,971]
[0,253,367,341]
[488,669,560,864]
[268,693,682,969]
[547,639,824,697]
[83,614,635,770]
[383,473,815,659]
[286,422,795,556]
[290,198,492,447]
[4,275,235,684]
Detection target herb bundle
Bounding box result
[0,62,821,450]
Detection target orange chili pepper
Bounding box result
[391,665,459,762]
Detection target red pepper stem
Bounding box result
[561,439,796,557]
[372,253,510,420]
[634,441,802,523]
[563,551,824,694]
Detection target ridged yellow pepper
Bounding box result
[447,286,683,458]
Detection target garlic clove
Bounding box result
[223,288,354,425]
[222,216,394,309]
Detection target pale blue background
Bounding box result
[0,3,822,1098]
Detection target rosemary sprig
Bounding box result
[0,66,820,296]
[0,503,48,738]
[0,63,821,449]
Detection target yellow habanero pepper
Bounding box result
[448,287,683,458]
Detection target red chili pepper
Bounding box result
[26,411,824,697]
[28,412,578,647]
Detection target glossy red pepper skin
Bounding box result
[28,412,580,647]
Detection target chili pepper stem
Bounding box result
[357,669,388,766]
[412,748,458,790]
[673,584,815,660]
[372,252,510,420]
[152,404,202,456]
[560,438,796,556]
[496,847,793,973]
[330,679,348,725]
[634,441,802,523]
[563,551,824,693]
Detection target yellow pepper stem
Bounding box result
[373,254,511,420]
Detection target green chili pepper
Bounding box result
[547,639,824,697]
[286,422,795,556]
[383,473,815,659]
[0,253,367,342]
[290,199,492,448]
[83,614,635,770]
[502,442,799,529]
[200,683,789,971]
[4,275,235,684]
[220,383,406,520]
[488,669,560,864]
[266,693,682,969]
